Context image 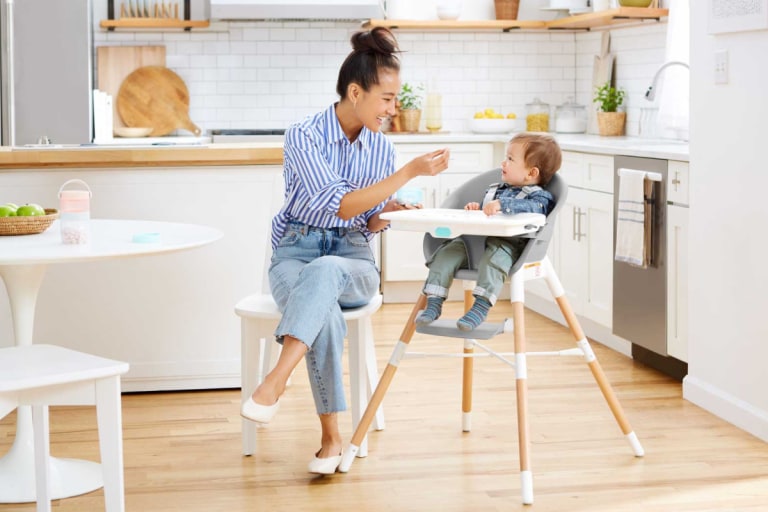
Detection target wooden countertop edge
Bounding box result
[0,147,284,169]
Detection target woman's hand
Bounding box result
[367,199,422,233]
[483,200,501,216]
[465,202,480,211]
[405,148,451,178]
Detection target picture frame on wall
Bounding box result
[708,0,768,34]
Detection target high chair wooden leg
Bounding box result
[462,287,474,432]
[339,294,427,472]
[510,275,533,505]
[555,294,644,457]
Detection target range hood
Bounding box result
[210,0,384,20]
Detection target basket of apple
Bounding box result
[0,203,59,236]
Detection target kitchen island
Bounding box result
[0,135,688,392]
[0,144,284,392]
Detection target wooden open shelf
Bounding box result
[362,19,546,31]
[100,18,210,31]
[364,7,668,32]
[546,7,668,30]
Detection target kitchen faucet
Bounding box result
[645,61,690,101]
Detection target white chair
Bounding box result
[236,240,386,458]
[0,344,128,512]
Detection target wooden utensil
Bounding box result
[116,66,201,137]
[589,31,615,134]
[97,46,166,129]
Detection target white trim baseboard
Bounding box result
[683,374,768,443]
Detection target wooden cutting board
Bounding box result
[116,66,201,137]
[589,32,614,134]
[96,46,166,129]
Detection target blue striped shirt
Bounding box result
[271,104,396,249]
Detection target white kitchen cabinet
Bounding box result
[381,142,494,285]
[666,160,690,362]
[555,187,614,327]
[528,151,614,328]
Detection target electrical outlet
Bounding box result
[714,49,728,85]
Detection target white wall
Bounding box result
[94,15,666,136]
[683,5,768,442]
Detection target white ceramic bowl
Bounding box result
[436,6,461,19]
[468,118,516,134]
[114,126,153,138]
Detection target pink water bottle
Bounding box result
[58,179,92,244]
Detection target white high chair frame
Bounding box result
[338,170,644,505]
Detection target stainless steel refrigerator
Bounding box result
[0,0,93,146]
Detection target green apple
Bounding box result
[4,203,18,210]
[15,203,46,217]
[0,205,17,217]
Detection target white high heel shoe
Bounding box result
[240,397,280,424]
[307,450,343,475]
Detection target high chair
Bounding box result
[338,169,644,504]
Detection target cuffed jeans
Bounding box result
[423,236,524,305]
[268,221,380,415]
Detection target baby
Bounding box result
[415,132,562,331]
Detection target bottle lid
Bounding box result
[58,179,91,212]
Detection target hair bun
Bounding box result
[351,27,400,56]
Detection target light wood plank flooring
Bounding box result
[2,302,767,511]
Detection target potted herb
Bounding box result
[397,82,425,132]
[593,82,626,136]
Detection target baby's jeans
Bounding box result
[268,221,380,415]
[423,237,520,305]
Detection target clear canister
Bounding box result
[525,97,550,132]
[58,179,92,245]
[555,97,587,133]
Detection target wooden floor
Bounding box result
[2,302,768,511]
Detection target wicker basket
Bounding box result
[597,111,626,136]
[0,208,59,236]
[399,109,422,133]
[494,0,520,20]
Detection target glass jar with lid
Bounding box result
[525,97,550,132]
[555,97,587,133]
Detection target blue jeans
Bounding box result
[423,237,524,305]
[268,221,380,415]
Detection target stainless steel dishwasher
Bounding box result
[612,156,668,355]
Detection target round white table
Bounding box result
[0,219,223,503]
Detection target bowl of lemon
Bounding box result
[469,109,519,133]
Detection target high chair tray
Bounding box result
[380,209,546,239]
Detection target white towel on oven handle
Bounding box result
[615,168,647,268]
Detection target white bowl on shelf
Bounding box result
[468,118,516,134]
[114,126,153,138]
[436,0,462,19]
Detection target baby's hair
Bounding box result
[336,27,401,98]
[510,133,562,186]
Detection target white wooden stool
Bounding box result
[0,344,129,512]
[236,292,385,458]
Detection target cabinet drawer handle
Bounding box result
[577,209,587,241]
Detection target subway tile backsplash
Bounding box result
[95,21,667,137]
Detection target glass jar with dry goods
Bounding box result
[555,97,587,133]
[525,97,550,132]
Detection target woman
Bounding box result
[240,27,450,474]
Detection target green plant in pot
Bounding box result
[397,82,425,133]
[594,82,627,136]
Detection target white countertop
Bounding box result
[385,132,689,161]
